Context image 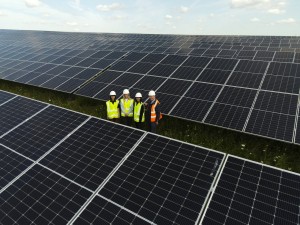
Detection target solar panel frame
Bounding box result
[0,106,89,161]
[0,97,48,137]
[199,154,300,225]
[0,164,93,224]
[97,132,226,225]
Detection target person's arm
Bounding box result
[139,103,144,122]
[155,104,161,123]
[120,100,125,115]
[117,101,120,117]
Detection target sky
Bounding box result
[0,0,299,35]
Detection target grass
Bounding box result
[1,79,300,173]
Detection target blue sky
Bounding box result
[0,0,299,35]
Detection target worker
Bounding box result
[145,90,162,133]
[106,91,120,123]
[133,92,145,129]
[120,89,134,126]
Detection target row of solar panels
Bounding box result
[1,30,300,145]
[1,90,299,225]
[1,47,300,144]
[1,43,300,63]
[1,29,300,47]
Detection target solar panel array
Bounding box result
[1,90,299,225]
[0,90,225,225]
[200,155,300,225]
[1,30,300,145]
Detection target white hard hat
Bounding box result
[109,91,116,96]
[135,92,142,98]
[148,90,156,96]
[123,89,130,95]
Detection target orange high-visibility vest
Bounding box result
[151,100,162,122]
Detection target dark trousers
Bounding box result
[108,118,119,123]
[148,122,157,133]
[121,116,133,126]
[135,122,143,130]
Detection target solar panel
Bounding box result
[0,144,33,190]
[154,93,181,114]
[160,55,188,66]
[184,82,222,101]
[227,72,264,89]
[273,51,295,63]
[27,74,55,86]
[182,56,211,68]
[254,51,275,61]
[171,98,213,121]
[110,60,136,71]
[39,118,144,191]
[0,90,15,104]
[75,81,108,98]
[148,64,178,77]
[171,66,204,80]
[132,75,167,91]
[0,106,88,160]
[99,133,225,225]
[55,78,87,93]
[90,59,115,69]
[261,75,300,94]
[122,52,148,61]
[1,30,300,144]
[197,69,232,84]
[128,62,156,74]
[93,70,123,83]
[112,72,144,87]
[40,76,70,89]
[207,58,238,70]
[94,84,128,100]
[0,164,92,225]
[243,89,298,142]
[200,155,300,225]
[73,195,152,224]
[156,79,192,96]
[213,86,257,108]
[0,97,47,136]
[217,50,236,58]
[140,53,167,63]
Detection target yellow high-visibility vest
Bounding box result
[120,98,134,117]
[134,102,145,122]
[106,100,120,119]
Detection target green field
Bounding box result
[1,79,300,173]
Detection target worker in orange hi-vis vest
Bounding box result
[144,90,162,133]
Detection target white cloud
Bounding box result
[180,6,189,13]
[112,15,127,20]
[250,17,260,22]
[24,0,41,8]
[230,0,270,8]
[268,8,285,14]
[0,11,7,16]
[276,18,296,24]
[66,21,78,26]
[165,14,173,19]
[231,0,288,15]
[96,3,123,12]
[70,0,83,11]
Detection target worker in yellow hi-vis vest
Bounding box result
[120,89,134,126]
[133,92,145,129]
[106,91,120,123]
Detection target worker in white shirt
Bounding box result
[120,89,134,126]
